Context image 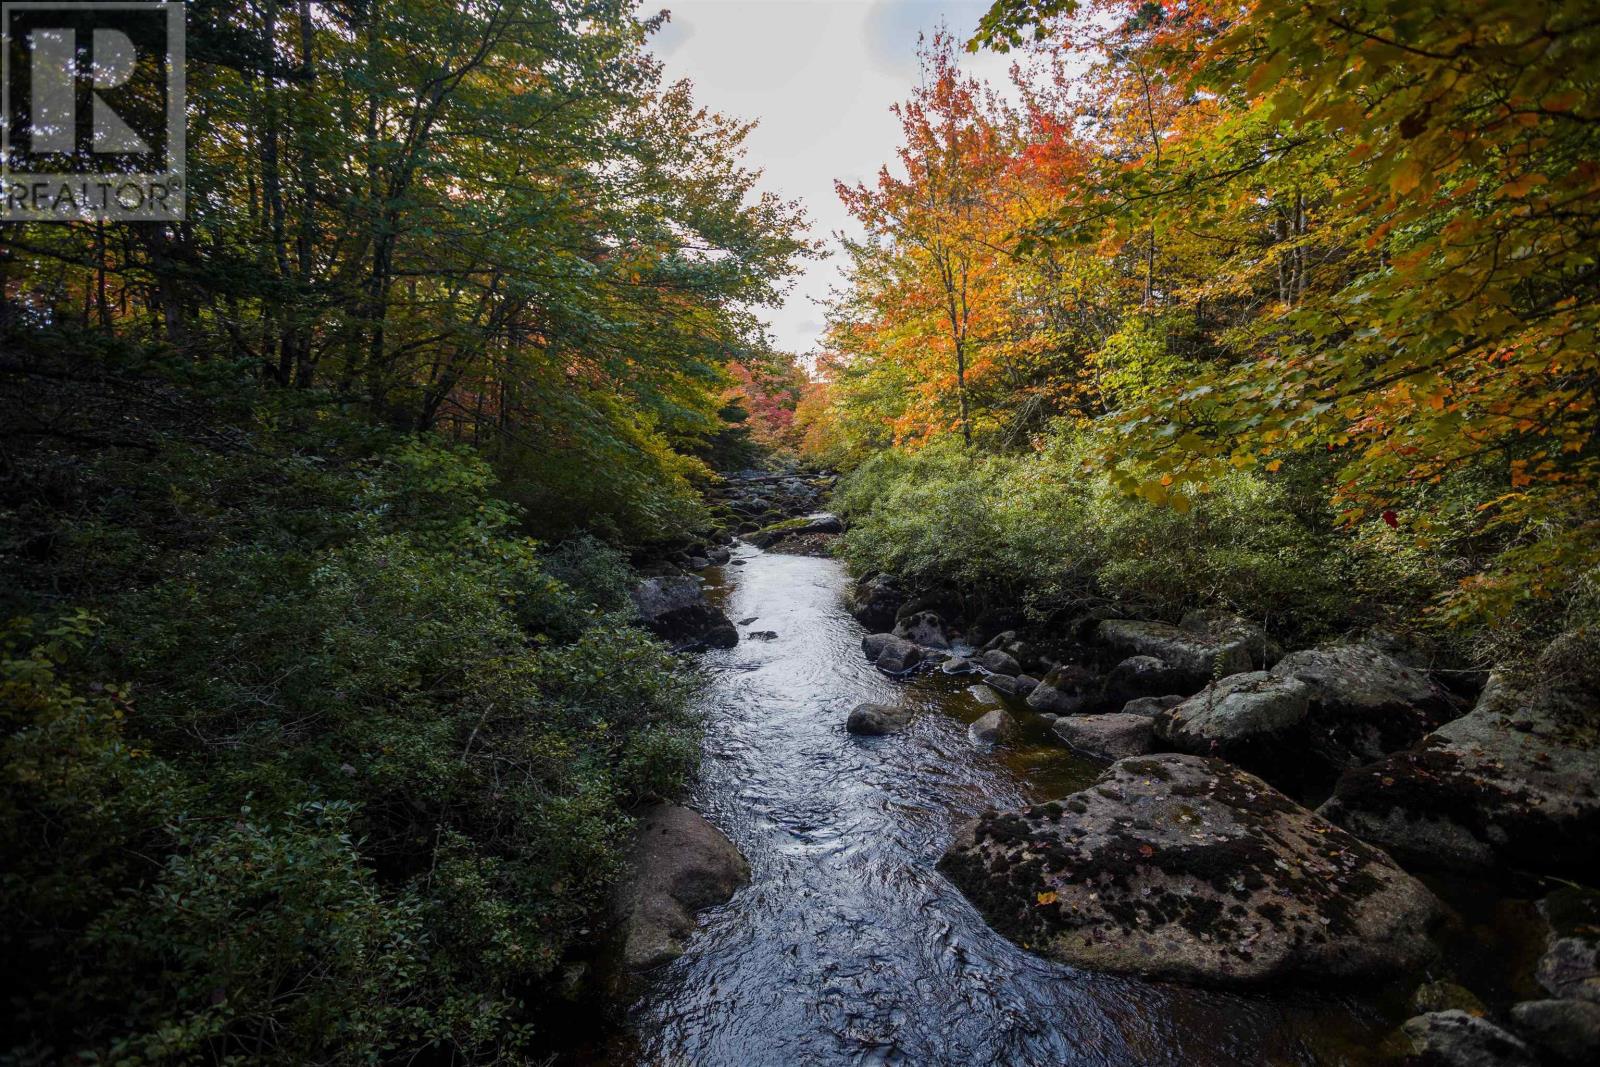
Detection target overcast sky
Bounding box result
[648,1,1014,358]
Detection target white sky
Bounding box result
[648,1,1015,358]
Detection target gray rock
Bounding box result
[894,610,950,650]
[617,805,748,971]
[747,630,777,641]
[1155,671,1313,766]
[1156,643,1459,791]
[1026,664,1101,716]
[629,576,738,650]
[869,634,925,674]
[707,545,731,564]
[1321,635,1600,880]
[1270,643,1457,756]
[1014,675,1041,698]
[851,573,903,631]
[1052,713,1153,760]
[1401,1011,1538,1067]
[847,703,914,736]
[1534,887,1600,1003]
[941,655,978,674]
[1121,694,1186,718]
[1181,609,1284,666]
[985,673,1024,698]
[1511,999,1600,1064]
[983,629,1018,652]
[1095,612,1278,689]
[938,754,1440,985]
[980,648,1022,676]
[968,708,1017,746]
[1105,654,1187,705]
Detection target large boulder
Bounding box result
[847,702,914,736]
[893,610,950,650]
[1156,670,1311,765]
[1095,611,1278,690]
[938,754,1439,985]
[629,576,738,650]
[851,573,904,631]
[1270,643,1457,748]
[1320,634,1600,880]
[1157,644,1456,792]
[1026,664,1101,716]
[1400,1011,1538,1067]
[616,805,749,971]
[862,633,924,674]
[1052,713,1153,760]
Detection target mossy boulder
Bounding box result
[1320,634,1600,881]
[938,753,1439,985]
[1157,643,1457,794]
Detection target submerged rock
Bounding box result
[617,805,749,971]
[630,575,738,650]
[847,702,914,736]
[1320,635,1600,880]
[1400,1011,1538,1067]
[1052,713,1153,760]
[968,708,1018,747]
[938,753,1439,985]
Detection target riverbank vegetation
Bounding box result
[2,1,808,1061]
[808,0,1599,666]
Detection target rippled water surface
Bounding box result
[626,546,1403,1066]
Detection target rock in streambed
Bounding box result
[616,805,749,971]
[938,753,1439,985]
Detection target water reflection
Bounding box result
[628,546,1399,1066]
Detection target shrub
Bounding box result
[1,419,700,1063]
[834,433,1423,643]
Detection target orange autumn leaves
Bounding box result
[819,0,1600,624]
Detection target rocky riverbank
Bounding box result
[847,567,1600,1064]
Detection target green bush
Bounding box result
[1,418,700,1064]
[834,433,1439,642]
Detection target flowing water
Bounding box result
[625,544,1407,1066]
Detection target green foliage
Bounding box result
[1,405,699,1064]
[835,434,1451,643]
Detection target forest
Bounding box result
[2,0,1597,1064]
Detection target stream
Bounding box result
[625,543,1407,1066]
